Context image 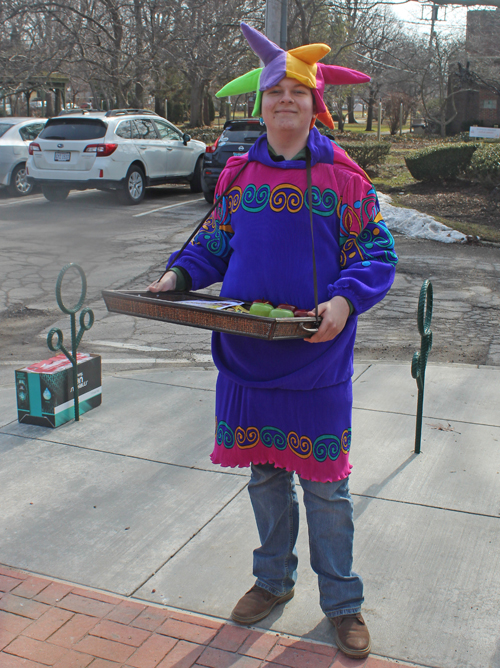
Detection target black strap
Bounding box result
[306,148,320,325]
[156,160,250,283]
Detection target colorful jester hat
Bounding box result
[216,22,370,129]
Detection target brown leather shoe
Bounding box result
[331,613,371,659]
[231,584,294,624]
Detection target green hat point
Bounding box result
[216,68,262,98]
[252,90,263,117]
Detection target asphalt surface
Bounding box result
[0,186,499,387]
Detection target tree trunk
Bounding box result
[132,81,144,109]
[347,95,356,124]
[189,79,204,126]
[336,100,344,132]
[132,0,144,109]
[155,96,166,118]
[365,91,375,132]
[46,91,54,118]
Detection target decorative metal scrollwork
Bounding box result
[411,279,433,454]
[47,264,94,421]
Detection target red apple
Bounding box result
[277,303,297,313]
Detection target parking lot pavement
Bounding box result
[0,185,210,384]
[0,185,499,388]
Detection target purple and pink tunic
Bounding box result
[172,128,397,482]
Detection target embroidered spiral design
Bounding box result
[340,237,363,268]
[270,184,303,213]
[312,436,328,462]
[321,188,337,214]
[241,184,270,212]
[216,421,234,449]
[286,186,303,213]
[227,187,242,213]
[341,429,351,454]
[362,189,377,221]
[215,421,351,462]
[260,426,287,450]
[194,215,216,241]
[311,186,322,208]
[206,231,230,256]
[235,426,259,449]
[270,186,287,212]
[327,436,341,460]
[287,432,312,459]
[304,187,338,216]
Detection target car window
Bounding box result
[154,120,182,141]
[0,123,14,138]
[19,123,45,141]
[115,120,132,138]
[131,119,158,140]
[221,123,266,142]
[39,118,107,140]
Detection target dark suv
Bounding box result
[201,118,266,203]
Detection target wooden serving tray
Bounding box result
[102,290,320,340]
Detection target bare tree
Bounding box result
[418,31,465,137]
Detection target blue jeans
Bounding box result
[248,462,363,618]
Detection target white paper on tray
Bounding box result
[175,300,244,310]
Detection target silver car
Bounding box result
[0,117,47,196]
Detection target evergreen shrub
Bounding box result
[170,102,185,124]
[340,141,391,169]
[404,143,478,181]
[467,144,500,184]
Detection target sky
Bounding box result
[388,1,470,36]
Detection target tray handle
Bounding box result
[299,322,320,335]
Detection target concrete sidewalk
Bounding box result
[0,362,499,668]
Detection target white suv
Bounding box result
[26,109,206,204]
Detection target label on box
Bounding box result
[22,353,92,375]
[16,354,101,428]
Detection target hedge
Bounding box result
[340,141,391,169]
[467,144,500,184]
[404,143,478,181]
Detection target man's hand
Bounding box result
[304,296,350,343]
[147,271,177,293]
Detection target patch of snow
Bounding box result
[378,192,467,244]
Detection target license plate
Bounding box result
[54,152,70,161]
[233,151,245,156]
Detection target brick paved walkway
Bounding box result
[0,565,424,668]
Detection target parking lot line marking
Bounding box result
[0,196,46,207]
[0,190,99,208]
[87,340,173,352]
[133,197,204,217]
[0,358,192,365]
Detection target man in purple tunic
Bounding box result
[149,23,397,659]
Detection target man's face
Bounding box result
[261,77,314,135]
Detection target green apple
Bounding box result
[270,308,295,318]
[249,302,274,317]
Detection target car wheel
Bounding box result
[189,157,203,193]
[119,165,145,205]
[9,163,33,197]
[42,185,70,202]
[203,189,215,204]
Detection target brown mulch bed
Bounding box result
[394,181,500,233]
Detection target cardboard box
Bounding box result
[15,353,101,428]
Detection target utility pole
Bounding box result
[265,0,288,49]
[429,3,438,47]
